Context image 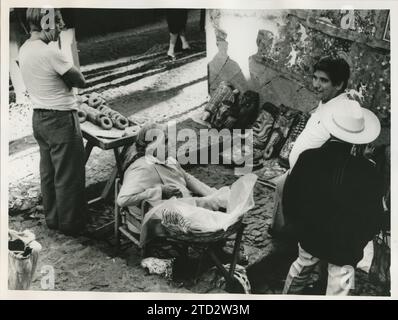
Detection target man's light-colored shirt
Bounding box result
[19,39,77,111]
[288,93,348,169]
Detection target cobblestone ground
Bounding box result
[9,163,388,295]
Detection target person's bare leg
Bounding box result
[179,30,191,50]
[167,33,178,59]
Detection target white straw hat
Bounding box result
[320,99,381,144]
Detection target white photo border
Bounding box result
[1,0,396,300]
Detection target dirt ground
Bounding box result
[9,163,271,293]
[9,164,388,295]
[8,10,389,296]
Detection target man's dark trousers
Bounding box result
[33,109,87,235]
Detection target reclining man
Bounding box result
[117,123,226,257]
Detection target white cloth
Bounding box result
[140,173,257,245]
[288,93,348,169]
[19,39,77,111]
[356,240,374,273]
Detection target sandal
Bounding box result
[167,53,176,61]
[182,46,193,52]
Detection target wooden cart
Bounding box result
[113,178,247,293]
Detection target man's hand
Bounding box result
[201,111,211,122]
[364,144,375,160]
[161,185,183,199]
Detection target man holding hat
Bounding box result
[282,99,383,295]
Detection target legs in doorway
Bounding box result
[167,33,178,60]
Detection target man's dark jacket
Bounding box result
[283,141,383,266]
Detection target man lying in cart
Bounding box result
[117,123,228,258]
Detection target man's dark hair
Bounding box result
[313,56,350,93]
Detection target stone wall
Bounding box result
[207,9,391,131]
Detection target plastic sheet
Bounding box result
[142,174,257,239]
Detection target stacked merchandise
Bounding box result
[204,81,311,173]
[278,112,311,168]
[77,93,130,130]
